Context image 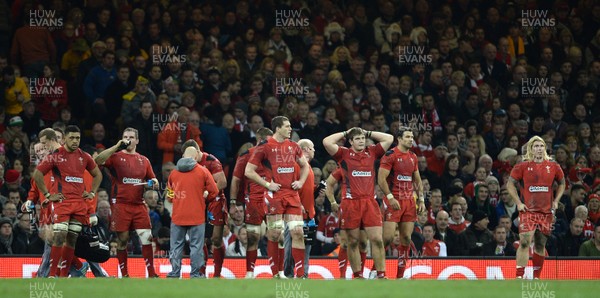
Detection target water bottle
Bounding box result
[147,180,154,187]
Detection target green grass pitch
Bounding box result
[1,279,599,298]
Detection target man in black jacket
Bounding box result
[433,210,459,256]
[558,218,586,256]
[0,217,27,254]
[481,226,516,256]
[457,210,493,256]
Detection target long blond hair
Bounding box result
[523,135,551,161]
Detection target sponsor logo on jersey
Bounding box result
[352,170,372,177]
[65,176,83,183]
[397,174,412,181]
[122,178,143,184]
[528,186,549,192]
[277,167,295,174]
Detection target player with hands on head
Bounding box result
[323,127,394,279]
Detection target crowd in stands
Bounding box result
[2,0,600,258]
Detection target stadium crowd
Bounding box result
[2,0,600,276]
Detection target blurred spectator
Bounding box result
[317,208,338,255]
[433,210,459,256]
[83,50,116,121]
[1,169,27,199]
[229,205,244,236]
[157,107,202,163]
[448,202,470,234]
[456,210,493,256]
[10,16,56,78]
[33,64,67,125]
[121,76,156,128]
[574,206,595,240]
[563,184,587,222]
[0,217,27,254]
[226,227,259,257]
[2,67,31,118]
[497,215,518,244]
[13,212,44,254]
[588,194,600,225]
[558,218,586,256]
[145,190,170,237]
[422,224,447,257]
[578,225,600,256]
[481,226,515,256]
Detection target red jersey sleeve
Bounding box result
[371,143,385,158]
[205,155,224,175]
[331,169,342,181]
[554,162,564,181]
[332,146,346,162]
[233,151,250,179]
[84,152,97,172]
[144,157,156,180]
[510,162,524,181]
[412,152,418,172]
[36,153,56,175]
[248,143,266,166]
[379,150,394,171]
[104,154,115,168]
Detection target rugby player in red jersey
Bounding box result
[94,128,160,278]
[231,127,273,278]
[245,116,310,278]
[325,168,370,279]
[32,125,103,278]
[378,127,425,279]
[323,127,394,279]
[507,136,565,279]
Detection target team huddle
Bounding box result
[26,116,562,279]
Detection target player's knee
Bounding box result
[68,221,82,234]
[267,219,285,232]
[136,229,153,245]
[400,235,411,245]
[211,236,223,247]
[519,238,530,248]
[53,222,69,234]
[246,224,261,236]
[347,237,359,249]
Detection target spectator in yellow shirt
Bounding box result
[1,67,31,117]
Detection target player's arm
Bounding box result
[230,176,241,203]
[292,155,310,190]
[212,171,227,190]
[245,163,279,192]
[506,176,526,211]
[32,164,63,203]
[84,166,103,199]
[94,140,128,165]
[369,131,394,150]
[322,131,346,156]
[413,169,426,213]
[378,167,399,210]
[203,167,219,200]
[553,177,566,211]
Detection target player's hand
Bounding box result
[552,201,558,212]
[291,180,303,190]
[82,191,95,200]
[89,214,98,226]
[517,203,528,212]
[267,182,281,192]
[49,193,65,202]
[331,202,339,212]
[150,178,159,190]
[389,198,400,210]
[21,200,35,213]
[203,190,209,198]
[417,200,426,214]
